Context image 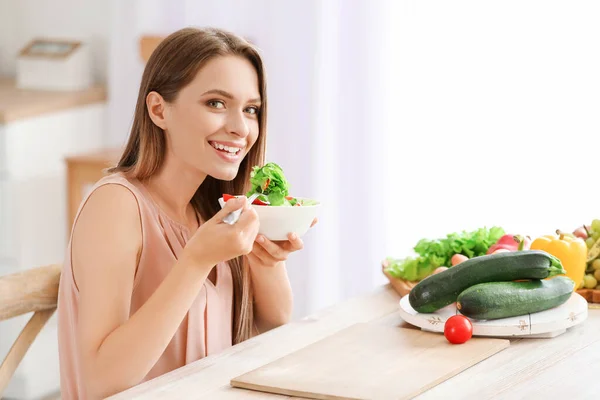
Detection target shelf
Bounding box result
[0,78,107,123]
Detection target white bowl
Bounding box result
[218,197,320,241]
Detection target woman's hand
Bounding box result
[247,218,318,268]
[184,196,260,268]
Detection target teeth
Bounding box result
[211,142,241,154]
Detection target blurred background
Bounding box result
[1,0,600,398]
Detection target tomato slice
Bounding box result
[443,315,473,344]
[223,193,270,205]
[252,197,269,206]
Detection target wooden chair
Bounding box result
[0,264,62,395]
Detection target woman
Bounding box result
[57,27,312,399]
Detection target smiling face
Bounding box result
[151,55,262,181]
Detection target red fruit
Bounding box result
[486,234,519,254]
[573,226,588,240]
[444,315,473,344]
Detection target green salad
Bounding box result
[223,162,318,206]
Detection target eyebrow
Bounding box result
[201,89,261,104]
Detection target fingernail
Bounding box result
[290,233,297,240]
[257,235,264,243]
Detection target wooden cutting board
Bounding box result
[231,323,509,400]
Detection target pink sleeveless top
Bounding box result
[56,172,233,400]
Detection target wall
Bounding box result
[0,0,110,83]
[380,1,600,261]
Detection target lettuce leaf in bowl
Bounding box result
[246,162,290,206]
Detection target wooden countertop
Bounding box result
[0,78,107,123]
[106,285,600,399]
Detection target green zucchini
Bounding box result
[408,250,566,313]
[456,276,575,320]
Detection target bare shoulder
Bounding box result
[71,183,143,291]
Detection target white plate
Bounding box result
[398,292,588,338]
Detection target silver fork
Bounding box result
[222,192,261,225]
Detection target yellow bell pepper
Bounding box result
[530,231,587,290]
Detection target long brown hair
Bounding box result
[108,27,268,344]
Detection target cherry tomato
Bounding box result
[444,315,473,344]
[223,194,235,201]
[252,198,269,205]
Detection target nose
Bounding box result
[225,109,250,138]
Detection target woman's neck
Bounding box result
[143,152,207,228]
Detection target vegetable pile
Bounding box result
[408,249,574,345]
[384,226,506,281]
[385,222,598,344]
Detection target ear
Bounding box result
[146,91,168,129]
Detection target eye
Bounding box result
[207,100,225,109]
[245,106,260,115]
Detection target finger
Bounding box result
[215,196,246,220]
[255,235,289,261]
[235,206,259,231]
[250,242,280,265]
[285,233,304,251]
[310,218,318,228]
[262,234,303,253]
